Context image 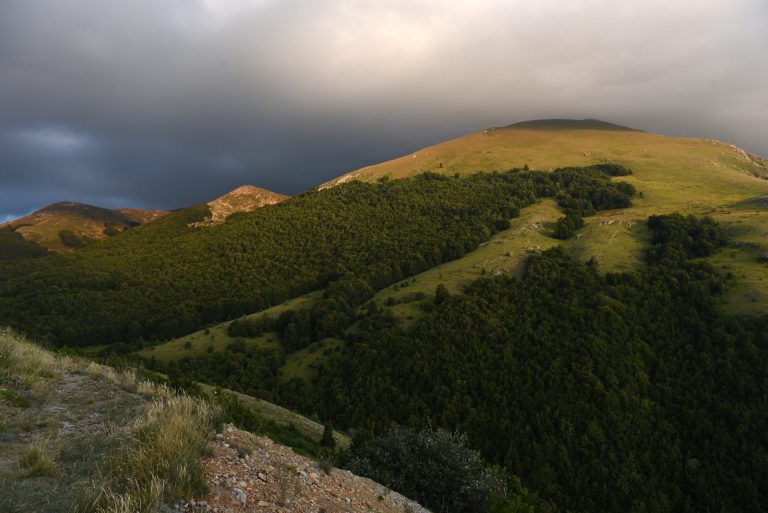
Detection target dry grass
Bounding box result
[0,329,217,513]
[71,395,217,513]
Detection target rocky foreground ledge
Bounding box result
[174,425,428,513]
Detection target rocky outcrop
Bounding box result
[174,425,428,513]
[192,186,288,227]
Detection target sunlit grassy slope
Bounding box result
[4,203,166,252]
[325,120,768,314]
[138,291,322,361]
[139,290,344,383]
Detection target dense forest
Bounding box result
[150,213,768,513]
[304,214,767,513]
[0,164,631,347]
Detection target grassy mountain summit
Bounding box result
[507,118,639,131]
[323,119,766,186]
[2,201,168,252]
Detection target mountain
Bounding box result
[2,120,768,513]
[192,185,288,226]
[2,201,167,252]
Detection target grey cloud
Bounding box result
[0,0,766,218]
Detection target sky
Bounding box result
[1,0,767,220]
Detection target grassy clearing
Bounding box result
[139,291,321,362]
[281,337,343,381]
[368,200,562,327]
[0,329,216,513]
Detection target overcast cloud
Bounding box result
[1,0,766,218]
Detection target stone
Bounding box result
[232,488,247,506]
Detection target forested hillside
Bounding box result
[0,165,631,347]
[305,214,768,513]
[143,207,768,512]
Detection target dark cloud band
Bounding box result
[0,0,766,217]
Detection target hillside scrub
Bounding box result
[552,211,584,239]
[348,425,541,513]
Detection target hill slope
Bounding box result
[323,120,768,313]
[2,201,167,252]
[0,331,421,513]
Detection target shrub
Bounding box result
[59,229,86,248]
[320,423,336,448]
[434,284,450,305]
[348,425,508,513]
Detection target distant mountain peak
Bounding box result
[224,184,271,196]
[2,201,168,253]
[198,185,288,225]
[507,119,639,131]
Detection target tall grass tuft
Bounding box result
[18,439,59,478]
[70,395,217,513]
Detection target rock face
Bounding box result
[173,424,428,513]
[194,186,288,226]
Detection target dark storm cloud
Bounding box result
[1,0,767,218]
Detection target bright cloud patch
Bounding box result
[12,127,93,152]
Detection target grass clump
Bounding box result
[0,387,29,407]
[18,439,58,478]
[71,395,217,513]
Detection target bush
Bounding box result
[587,163,632,176]
[552,212,584,239]
[434,284,450,305]
[348,425,508,513]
